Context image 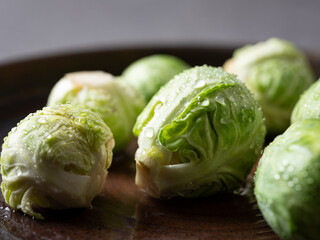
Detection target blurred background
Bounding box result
[0,0,319,64]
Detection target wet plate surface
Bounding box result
[1,46,318,239]
[0,157,278,240]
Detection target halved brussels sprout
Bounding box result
[254,119,320,240]
[224,38,314,134]
[291,78,320,123]
[0,104,115,219]
[134,65,266,198]
[122,54,190,101]
[47,71,145,152]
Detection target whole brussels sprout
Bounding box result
[291,78,320,123]
[0,104,115,219]
[254,119,320,240]
[134,65,266,198]
[224,38,314,134]
[47,71,145,153]
[122,54,190,101]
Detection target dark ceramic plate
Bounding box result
[1,46,319,240]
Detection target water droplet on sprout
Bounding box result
[215,95,225,105]
[145,128,154,138]
[201,99,210,106]
[220,118,226,124]
[194,80,206,89]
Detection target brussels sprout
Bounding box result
[47,71,145,152]
[122,54,190,101]
[133,65,266,198]
[0,104,114,219]
[254,119,320,240]
[291,78,320,123]
[224,38,314,134]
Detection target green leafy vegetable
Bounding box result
[254,119,320,240]
[0,104,114,219]
[134,65,266,198]
[122,54,190,101]
[224,38,314,134]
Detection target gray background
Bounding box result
[0,0,319,64]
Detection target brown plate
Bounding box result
[1,46,319,240]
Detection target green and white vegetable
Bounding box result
[224,38,314,134]
[0,104,114,219]
[47,71,145,152]
[122,54,190,101]
[291,78,320,123]
[254,119,320,240]
[134,65,266,198]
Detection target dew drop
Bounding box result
[215,95,225,105]
[159,96,167,104]
[201,99,210,106]
[16,169,22,176]
[11,127,17,133]
[37,117,47,124]
[145,128,154,138]
[248,116,254,122]
[183,101,189,107]
[194,80,206,89]
[197,96,201,105]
